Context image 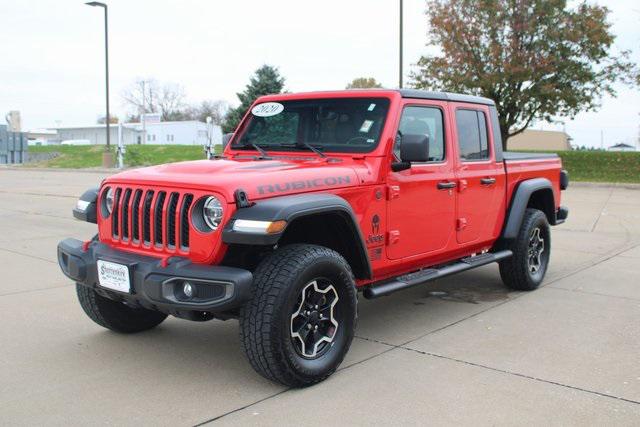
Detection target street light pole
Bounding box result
[399,0,403,88]
[86,1,113,168]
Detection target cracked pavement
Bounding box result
[1,169,639,426]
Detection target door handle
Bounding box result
[481,177,496,186]
[437,181,457,190]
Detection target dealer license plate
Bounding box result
[97,260,131,293]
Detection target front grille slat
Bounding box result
[142,190,154,244]
[167,193,179,248]
[131,190,142,242]
[112,188,122,238]
[154,191,167,247]
[180,194,193,250]
[110,186,192,253]
[121,189,132,241]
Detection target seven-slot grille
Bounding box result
[110,187,194,252]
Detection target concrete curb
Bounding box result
[570,181,640,190]
[0,165,120,174]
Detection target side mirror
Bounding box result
[222,133,234,148]
[391,134,429,172]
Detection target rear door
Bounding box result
[386,101,457,259]
[451,104,506,245]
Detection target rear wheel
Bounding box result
[239,244,357,387]
[76,284,167,333]
[499,208,550,291]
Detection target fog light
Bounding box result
[182,281,195,299]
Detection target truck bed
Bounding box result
[503,151,559,161]
[503,152,563,212]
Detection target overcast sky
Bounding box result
[1,0,638,148]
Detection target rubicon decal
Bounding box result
[257,176,351,194]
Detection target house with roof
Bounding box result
[608,142,636,152]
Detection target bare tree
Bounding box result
[121,79,187,121]
[157,83,188,121]
[185,100,229,125]
[121,78,158,116]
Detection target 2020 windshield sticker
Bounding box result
[251,102,284,117]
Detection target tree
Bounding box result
[223,65,285,133]
[97,115,119,124]
[185,100,229,126]
[411,0,637,149]
[346,77,383,89]
[121,79,188,122]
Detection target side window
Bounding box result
[394,106,445,162]
[455,109,490,161]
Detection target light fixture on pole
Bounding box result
[85,1,113,168]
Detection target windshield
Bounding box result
[232,97,391,153]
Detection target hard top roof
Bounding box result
[257,89,495,106]
[398,89,495,106]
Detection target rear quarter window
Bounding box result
[455,109,490,161]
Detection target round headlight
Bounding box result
[105,187,114,214]
[203,196,224,230]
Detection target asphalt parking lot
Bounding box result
[1,168,639,425]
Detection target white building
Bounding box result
[51,121,222,147]
[54,124,140,146]
[128,121,221,146]
[608,143,636,152]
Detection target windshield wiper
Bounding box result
[242,142,271,159]
[279,142,326,158]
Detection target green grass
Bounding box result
[27,145,640,183]
[552,151,640,184]
[27,145,216,168]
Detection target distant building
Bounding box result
[128,121,221,146]
[507,129,572,151]
[50,121,222,146]
[608,143,636,152]
[5,110,22,132]
[54,124,141,146]
[26,129,58,145]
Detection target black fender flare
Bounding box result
[73,186,99,223]
[501,178,555,240]
[222,193,372,279]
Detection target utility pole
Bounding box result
[86,1,112,167]
[399,0,403,88]
[141,80,146,145]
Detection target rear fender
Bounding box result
[502,178,555,240]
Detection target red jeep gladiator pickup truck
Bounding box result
[58,89,568,386]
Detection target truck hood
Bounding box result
[105,157,367,202]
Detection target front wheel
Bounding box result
[76,284,167,333]
[239,244,357,387]
[499,208,551,291]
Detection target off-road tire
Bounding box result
[76,284,167,333]
[239,244,358,387]
[499,208,550,291]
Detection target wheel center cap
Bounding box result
[309,311,320,323]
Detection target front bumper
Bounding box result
[57,238,253,316]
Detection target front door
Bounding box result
[386,103,457,260]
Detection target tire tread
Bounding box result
[239,244,356,387]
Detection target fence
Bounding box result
[0,125,28,164]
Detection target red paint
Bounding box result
[96,90,563,286]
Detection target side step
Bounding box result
[363,250,513,299]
